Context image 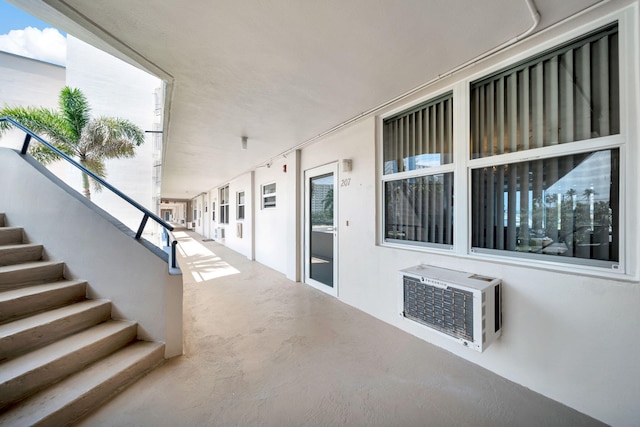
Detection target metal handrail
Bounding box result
[1,117,177,266]
[163,227,179,269]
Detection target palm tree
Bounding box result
[0,86,145,200]
[323,188,334,213]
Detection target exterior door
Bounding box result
[304,163,338,296]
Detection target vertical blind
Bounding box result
[385,174,454,246]
[470,24,619,158]
[470,23,620,265]
[471,150,619,262]
[383,93,453,174]
[383,92,454,246]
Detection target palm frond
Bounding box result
[60,87,91,141]
[0,106,76,163]
[80,117,145,159]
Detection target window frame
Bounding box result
[237,191,246,220]
[380,90,456,250]
[262,182,277,209]
[467,22,624,272]
[219,185,230,224]
[377,8,635,277]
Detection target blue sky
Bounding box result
[0,1,55,33]
[0,0,67,65]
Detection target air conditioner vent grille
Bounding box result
[403,275,474,341]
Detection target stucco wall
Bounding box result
[300,115,640,426]
[0,51,65,150]
[183,2,640,425]
[254,158,293,274]
[293,5,640,426]
[0,148,183,358]
[206,173,254,259]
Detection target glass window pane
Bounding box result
[264,196,276,208]
[384,173,454,245]
[219,185,229,223]
[263,183,276,195]
[470,24,619,159]
[383,93,453,174]
[471,149,619,264]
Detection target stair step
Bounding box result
[0,340,163,427]
[0,261,65,290]
[0,227,23,245]
[0,299,112,361]
[0,320,138,409]
[0,280,87,324]
[0,243,43,267]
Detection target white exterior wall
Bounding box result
[192,194,204,232]
[208,155,299,275]
[64,36,162,234]
[0,51,65,149]
[206,173,254,260]
[254,158,293,274]
[293,6,640,427]
[185,3,639,425]
[225,173,253,258]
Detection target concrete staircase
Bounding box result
[0,213,165,426]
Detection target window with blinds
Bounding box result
[382,93,454,247]
[237,191,245,220]
[470,24,620,267]
[470,24,619,158]
[383,93,453,174]
[220,185,229,224]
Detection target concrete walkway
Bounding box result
[78,230,603,427]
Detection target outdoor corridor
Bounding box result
[78,230,604,426]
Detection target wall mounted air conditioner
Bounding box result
[400,265,502,352]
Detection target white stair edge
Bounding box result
[0,243,42,250]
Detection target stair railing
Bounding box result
[1,116,178,269]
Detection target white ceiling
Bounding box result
[9,0,603,199]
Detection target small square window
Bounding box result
[262,183,276,209]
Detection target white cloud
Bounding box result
[0,27,67,66]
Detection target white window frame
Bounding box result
[237,191,246,220]
[379,90,456,250]
[262,182,277,209]
[220,185,229,224]
[377,6,637,278]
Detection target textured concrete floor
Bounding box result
[78,230,604,427]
